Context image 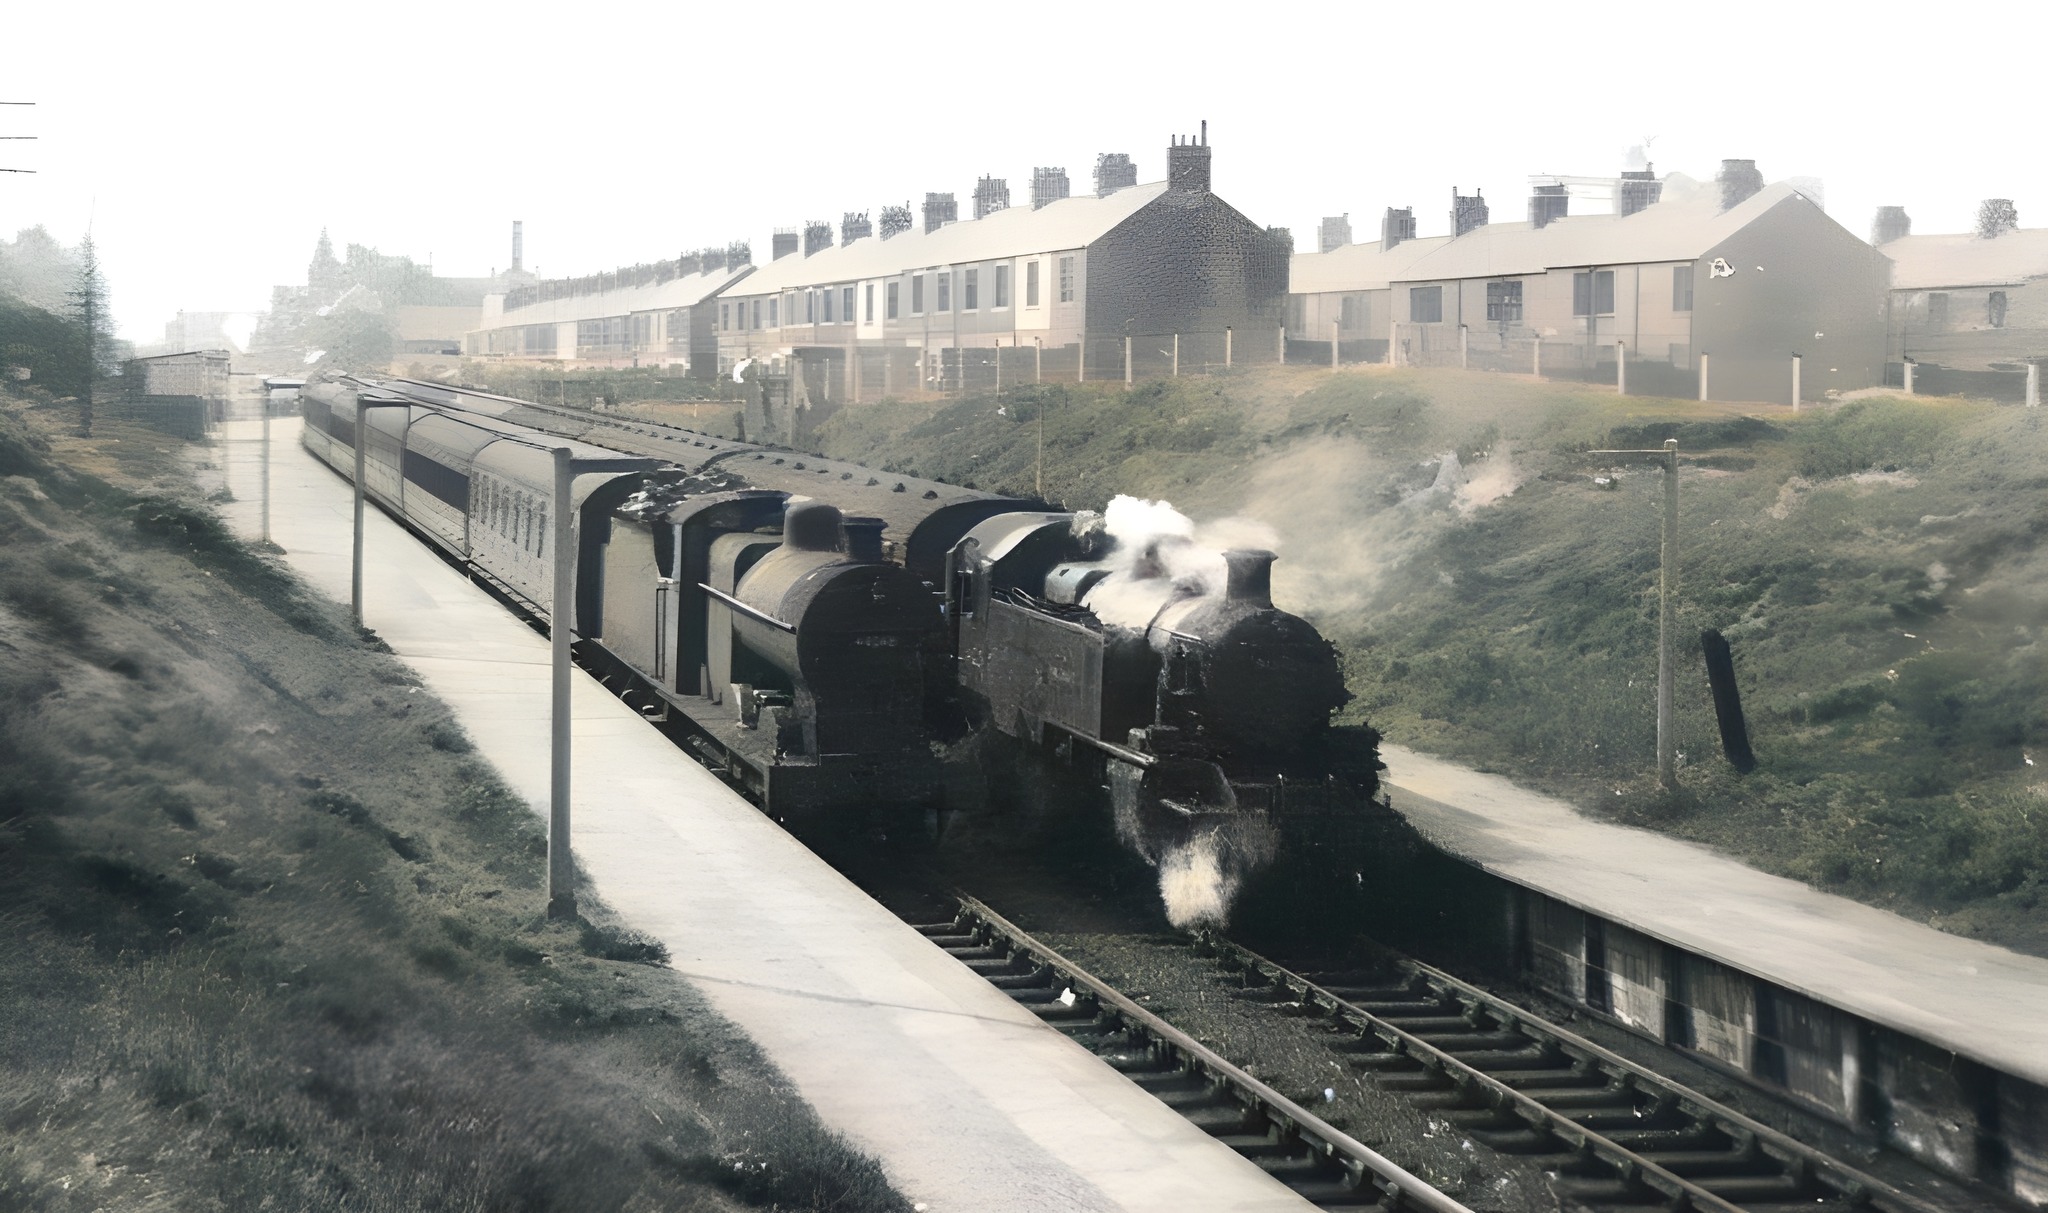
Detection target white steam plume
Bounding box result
[1079,495,1278,629]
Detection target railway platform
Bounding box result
[1379,743,2048,1204]
[203,414,1315,1213]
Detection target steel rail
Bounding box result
[1202,935,1937,1213]
[949,897,1475,1213]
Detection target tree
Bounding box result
[1976,198,2019,240]
[68,233,111,436]
[309,227,341,294]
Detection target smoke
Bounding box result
[1454,442,1526,515]
[1079,494,1274,629]
[1156,834,1239,930]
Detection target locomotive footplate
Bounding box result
[658,688,945,822]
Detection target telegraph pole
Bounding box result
[1588,437,1681,787]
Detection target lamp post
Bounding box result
[1587,438,1681,788]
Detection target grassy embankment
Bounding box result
[628,367,2048,954]
[0,388,905,1212]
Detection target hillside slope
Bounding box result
[634,368,2048,955]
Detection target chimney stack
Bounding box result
[1094,152,1137,197]
[1031,166,1071,209]
[841,516,886,563]
[726,240,751,268]
[972,176,1010,220]
[1451,188,1489,236]
[841,211,872,245]
[771,228,799,260]
[1529,183,1569,228]
[1381,206,1417,250]
[1166,122,1212,192]
[802,221,832,256]
[511,220,523,273]
[699,246,728,273]
[1617,169,1661,217]
[923,192,957,233]
[1718,159,1764,211]
[878,203,913,239]
[1871,206,1911,245]
[1318,214,1352,253]
[1222,550,1275,608]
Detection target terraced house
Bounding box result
[713,129,1291,402]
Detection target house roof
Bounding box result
[484,264,752,328]
[1880,228,2048,290]
[1292,182,1812,292]
[725,182,1173,297]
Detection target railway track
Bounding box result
[911,897,1475,1213]
[915,897,1954,1213]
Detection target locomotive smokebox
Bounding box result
[842,516,887,563]
[1223,550,1275,608]
[783,500,843,551]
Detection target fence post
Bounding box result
[1277,326,1286,365]
[1331,321,1339,370]
[1172,333,1179,378]
[1460,324,1469,369]
[1124,335,1132,385]
[995,340,1002,392]
[1533,338,1541,378]
[1791,353,1802,412]
[1903,359,1913,394]
[1035,337,1042,385]
[883,347,894,397]
[1699,352,1710,401]
[1078,332,1086,383]
[1225,326,1232,368]
[2028,361,2039,407]
[1617,340,1627,395]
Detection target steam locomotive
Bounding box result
[301,374,1377,893]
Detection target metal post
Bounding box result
[1277,326,1286,365]
[1224,326,1233,368]
[350,414,366,629]
[1459,324,1469,369]
[1077,331,1086,383]
[1533,338,1541,377]
[1124,335,1132,385]
[995,340,1002,391]
[1657,438,1678,789]
[1172,333,1179,378]
[1331,321,1339,370]
[852,348,862,404]
[1904,360,1915,394]
[547,447,576,920]
[1617,340,1627,395]
[260,397,272,545]
[1034,337,1042,384]
[1699,352,1710,402]
[2028,361,2039,408]
[1791,353,1802,412]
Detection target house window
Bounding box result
[720,302,730,330]
[751,299,762,329]
[937,271,951,312]
[768,297,778,328]
[1409,284,1443,323]
[1058,256,1075,303]
[806,291,815,323]
[842,286,855,323]
[994,264,1010,308]
[886,281,899,320]
[1026,261,1040,307]
[1927,292,1949,325]
[964,268,979,310]
[1672,265,1694,312]
[1989,291,2008,328]
[1485,280,1522,324]
[864,283,874,323]
[1339,296,1358,328]
[912,274,924,314]
[1573,270,1616,316]
[821,289,833,324]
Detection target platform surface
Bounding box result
[205,414,1313,1213]
[1380,743,2048,1087]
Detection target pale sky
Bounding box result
[7,0,2042,340]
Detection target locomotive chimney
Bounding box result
[782,501,844,552]
[1222,550,1275,608]
[841,516,886,563]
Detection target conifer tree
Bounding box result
[68,232,110,436]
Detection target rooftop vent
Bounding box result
[1167,121,1211,192]
[1451,188,1489,236]
[973,176,1010,220]
[878,203,913,239]
[923,191,957,234]
[1094,152,1137,197]
[1031,166,1071,210]
[1318,214,1352,253]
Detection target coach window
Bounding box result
[911,273,924,314]
[842,286,855,324]
[964,268,979,311]
[994,264,1010,309]
[937,271,951,312]
[886,281,899,320]
[1026,261,1040,307]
